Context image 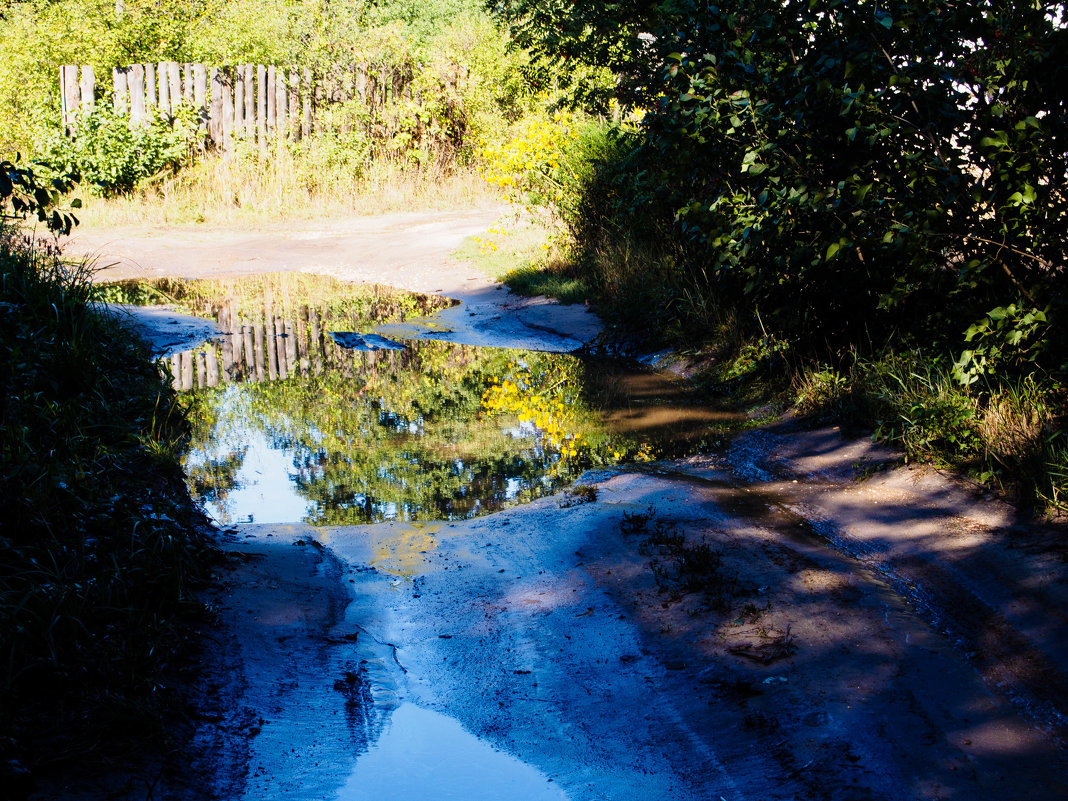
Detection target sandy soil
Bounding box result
[72,208,602,353]
[36,212,1068,800]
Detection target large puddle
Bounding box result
[155,276,739,526]
[119,275,741,796]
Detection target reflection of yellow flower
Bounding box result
[481,362,585,460]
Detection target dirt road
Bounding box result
[48,212,1068,800]
[168,426,1067,801]
[71,208,602,352]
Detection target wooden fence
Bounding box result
[60,61,465,148]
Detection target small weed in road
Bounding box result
[622,509,746,611]
[560,484,598,507]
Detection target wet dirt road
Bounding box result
[73,208,602,353]
[173,426,1068,801]
[61,210,1068,799]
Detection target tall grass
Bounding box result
[77,142,503,228]
[793,353,1067,512]
[0,227,214,762]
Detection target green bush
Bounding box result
[40,104,198,196]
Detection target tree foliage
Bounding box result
[493,0,1068,379]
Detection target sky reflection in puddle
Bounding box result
[335,703,566,801]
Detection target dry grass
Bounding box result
[76,146,503,228]
[980,388,1052,465]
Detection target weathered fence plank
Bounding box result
[128,64,146,125]
[80,66,95,112]
[183,63,194,105]
[266,65,276,135]
[289,68,300,142]
[302,67,313,139]
[209,67,224,145]
[254,67,266,144]
[244,64,255,138]
[113,67,129,113]
[193,64,207,121]
[60,59,426,149]
[233,67,245,135]
[276,68,288,139]
[167,62,182,112]
[61,65,79,130]
[158,62,171,117]
[145,62,156,108]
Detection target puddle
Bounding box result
[335,703,566,801]
[136,275,740,525]
[179,337,739,525]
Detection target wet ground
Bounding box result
[170,436,1068,801]
[72,208,602,353]
[45,214,1068,799]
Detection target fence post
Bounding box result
[60,66,80,131]
[157,62,170,118]
[209,67,224,147]
[289,68,300,141]
[276,67,288,140]
[234,65,245,137]
[112,67,129,113]
[244,64,255,139]
[128,64,146,125]
[193,64,207,120]
[145,62,156,109]
[79,66,96,111]
[167,62,182,113]
[257,65,267,147]
[223,69,235,145]
[183,63,195,105]
[302,67,313,139]
[266,65,277,136]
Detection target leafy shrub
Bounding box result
[40,104,198,196]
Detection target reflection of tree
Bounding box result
[186,446,248,520]
[184,341,610,525]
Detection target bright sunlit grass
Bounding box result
[76,147,504,228]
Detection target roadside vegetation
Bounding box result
[0,163,214,790]
[0,0,593,224]
[3,0,1064,512]
[484,0,1068,514]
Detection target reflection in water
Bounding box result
[182,339,608,525]
[171,292,739,526]
[335,703,567,801]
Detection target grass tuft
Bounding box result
[791,352,1067,513]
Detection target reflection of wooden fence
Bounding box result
[60,60,465,147]
[166,300,408,391]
